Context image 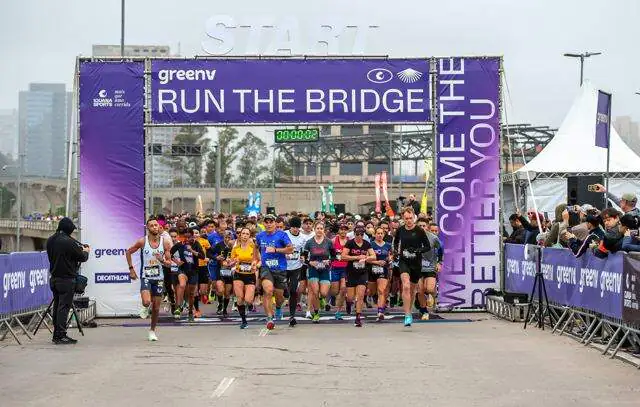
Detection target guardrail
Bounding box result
[0,219,58,231]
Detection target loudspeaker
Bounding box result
[567,175,604,210]
[334,203,346,215]
[266,206,276,215]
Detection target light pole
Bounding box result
[120,0,125,56]
[563,52,602,86]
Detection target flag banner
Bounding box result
[380,171,395,217]
[253,192,262,213]
[374,173,382,213]
[328,184,335,214]
[420,188,428,214]
[595,90,612,149]
[320,186,327,212]
[245,192,254,214]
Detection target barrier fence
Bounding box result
[503,244,640,367]
[0,252,95,344]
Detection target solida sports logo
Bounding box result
[93,89,113,107]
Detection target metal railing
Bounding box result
[0,219,58,231]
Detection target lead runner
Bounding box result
[125,217,173,341]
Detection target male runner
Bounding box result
[171,228,206,321]
[393,207,432,327]
[256,214,293,330]
[125,217,172,341]
[285,216,310,327]
[417,218,442,319]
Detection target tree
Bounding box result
[165,126,209,186]
[204,127,242,186]
[235,131,269,188]
[270,152,293,183]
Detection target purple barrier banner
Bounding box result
[80,62,145,316]
[150,59,431,124]
[436,57,502,307]
[504,244,623,319]
[0,252,51,315]
[623,254,640,324]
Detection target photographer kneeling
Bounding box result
[46,217,90,345]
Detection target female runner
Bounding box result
[303,222,336,323]
[230,227,259,329]
[368,227,392,321]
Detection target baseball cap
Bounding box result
[622,193,638,203]
[188,222,197,228]
[354,215,362,221]
[580,204,595,213]
[264,214,277,221]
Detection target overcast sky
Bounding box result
[1,0,639,129]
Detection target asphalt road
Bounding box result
[1,312,639,407]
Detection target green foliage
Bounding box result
[204,127,243,186]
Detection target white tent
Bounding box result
[511,81,640,216]
[518,81,640,173]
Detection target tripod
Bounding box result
[523,245,552,330]
[33,295,85,337]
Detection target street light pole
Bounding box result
[215,142,221,213]
[563,52,602,86]
[120,0,125,56]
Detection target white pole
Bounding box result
[519,148,543,235]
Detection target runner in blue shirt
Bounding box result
[255,214,293,330]
[369,227,393,321]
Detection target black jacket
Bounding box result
[506,225,526,244]
[46,232,89,279]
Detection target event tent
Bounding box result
[508,81,640,216]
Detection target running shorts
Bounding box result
[307,267,330,284]
[179,269,198,285]
[368,264,388,283]
[233,273,256,286]
[330,267,346,283]
[346,270,368,288]
[140,278,164,297]
[399,260,422,284]
[197,266,210,285]
[260,268,287,290]
[298,265,308,282]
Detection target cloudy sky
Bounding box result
[1,0,639,128]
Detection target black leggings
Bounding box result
[287,268,302,317]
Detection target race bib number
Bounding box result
[402,250,416,259]
[184,251,194,264]
[143,265,162,280]
[392,260,399,267]
[422,259,432,268]
[170,264,178,273]
[353,262,365,270]
[287,251,300,261]
[315,261,326,269]
[238,263,252,273]
[266,259,279,269]
[220,268,233,277]
[372,265,384,274]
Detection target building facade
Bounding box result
[18,84,71,177]
[0,109,18,159]
[614,116,640,157]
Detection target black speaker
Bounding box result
[567,175,605,210]
[334,203,346,215]
[266,206,276,215]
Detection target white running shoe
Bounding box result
[305,310,312,319]
[148,330,158,341]
[139,306,150,319]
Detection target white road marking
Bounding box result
[211,377,235,398]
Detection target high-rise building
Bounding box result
[0,109,18,158]
[18,84,71,177]
[614,116,640,157]
[92,44,178,187]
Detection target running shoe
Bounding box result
[188,312,195,322]
[312,312,320,323]
[334,311,343,320]
[222,310,229,319]
[266,317,275,330]
[421,313,430,321]
[240,322,248,329]
[404,314,413,327]
[354,316,362,327]
[289,317,298,327]
[209,293,216,303]
[173,307,182,320]
[148,330,158,342]
[139,306,150,319]
[320,298,327,310]
[305,310,312,319]
[275,307,283,321]
[194,310,202,318]
[377,313,385,321]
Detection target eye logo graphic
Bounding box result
[397,68,423,83]
[366,68,393,84]
[98,89,108,98]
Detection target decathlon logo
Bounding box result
[397,68,423,83]
[367,68,393,84]
[95,273,131,283]
[93,89,113,107]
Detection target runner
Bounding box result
[303,221,336,323]
[212,231,235,318]
[417,219,442,318]
[170,228,206,321]
[393,207,432,327]
[342,226,376,327]
[256,214,293,330]
[125,217,172,341]
[330,223,349,320]
[369,226,392,321]
[301,217,314,240]
[193,228,211,317]
[285,216,309,327]
[230,227,259,329]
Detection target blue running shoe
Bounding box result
[404,314,413,327]
[275,307,283,321]
[335,311,343,320]
[240,322,248,329]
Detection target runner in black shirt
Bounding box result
[210,231,234,318]
[342,227,376,327]
[170,228,205,321]
[392,207,431,327]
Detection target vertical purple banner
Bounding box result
[436,57,502,308]
[79,62,144,316]
[595,90,611,148]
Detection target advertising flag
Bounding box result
[595,90,611,148]
[320,186,327,212]
[253,192,262,213]
[374,173,382,213]
[328,184,335,214]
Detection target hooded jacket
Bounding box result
[46,218,89,279]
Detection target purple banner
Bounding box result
[436,57,502,308]
[0,252,51,315]
[80,62,145,316]
[595,90,611,148]
[150,59,431,124]
[504,244,623,319]
[622,254,640,324]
